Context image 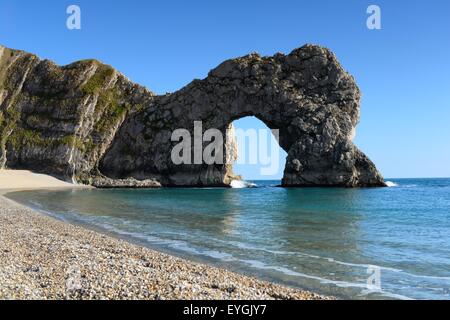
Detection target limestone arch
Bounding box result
[99,44,385,187]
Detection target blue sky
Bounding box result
[1,0,449,179]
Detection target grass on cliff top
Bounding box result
[82,64,115,95]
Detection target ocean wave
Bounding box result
[240,259,412,299]
[386,181,399,187]
[78,217,236,261]
[230,180,257,188]
[221,240,450,280]
[223,240,403,272]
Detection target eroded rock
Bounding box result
[0,44,385,187]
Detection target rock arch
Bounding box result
[100,45,385,187]
[0,43,385,187]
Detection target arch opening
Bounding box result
[229,116,287,183]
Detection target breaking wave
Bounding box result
[386,181,398,187]
[230,180,257,188]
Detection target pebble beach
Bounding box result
[0,190,329,300]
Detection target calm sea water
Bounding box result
[6,178,450,300]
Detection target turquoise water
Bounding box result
[6,178,450,300]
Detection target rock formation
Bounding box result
[0,44,385,187]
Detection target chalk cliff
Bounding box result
[0,44,385,187]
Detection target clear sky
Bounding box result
[1,0,449,180]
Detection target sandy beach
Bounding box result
[0,170,84,190]
[0,170,328,300]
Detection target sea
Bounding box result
[5,178,450,300]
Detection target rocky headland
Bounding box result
[0,44,385,187]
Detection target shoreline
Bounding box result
[0,177,330,300]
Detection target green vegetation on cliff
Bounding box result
[82,64,115,95]
[7,128,89,154]
[94,88,131,134]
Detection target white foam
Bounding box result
[224,240,404,273]
[230,180,257,188]
[386,181,398,187]
[230,180,246,188]
[241,259,413,300]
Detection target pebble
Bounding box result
[0,195,332,300]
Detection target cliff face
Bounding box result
[0,45,158,187]
[0,44,385,187]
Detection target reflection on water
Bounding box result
[6,179,450,300]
